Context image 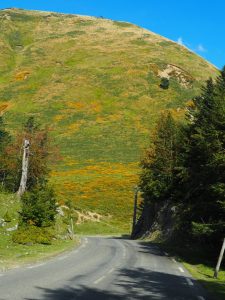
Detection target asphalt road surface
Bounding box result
[0,237,211,300]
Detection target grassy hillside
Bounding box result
[0,8,217,233]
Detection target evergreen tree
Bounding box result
[136,112,181,236]
[19,185,57,227]
[176,69,225,244]
[137,67,225,246]
[140,112,180,204]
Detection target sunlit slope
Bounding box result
[0,9,217,231]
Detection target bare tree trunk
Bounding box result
[17,139,30,197]
[214,238,225,278]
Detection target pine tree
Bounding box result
[177,69,225,243]
[19,185,57,227]
[140,112,180,203]
[136,112,181,236]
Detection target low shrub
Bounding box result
[160,77,170,89]
[12,225,55,245]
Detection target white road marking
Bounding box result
[178,267,185,273]
[197,297,205,300]
[27,263,45,269]
[185,278,193,286]
[172,258,177,263]
[57,255,68,260]
[94,275,106,285]
[94,265,115,285]
[108,268,115,274]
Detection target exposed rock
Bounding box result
[158,64,194,88]
[0,219,6,227]
[56,206,65,217]
[133,200,178,241]
[6,224,18,232]
[75,210,105,224]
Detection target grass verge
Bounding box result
[0,232,79,271]
[0,193,80,271]
[183,262,225,300]
[157,241,225,300]
[74,219,131,236]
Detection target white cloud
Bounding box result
[177,37,184,46]
[176,38,207,55]
[196,44,207,52]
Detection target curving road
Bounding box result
[0,237,211,300]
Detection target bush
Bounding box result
[160,77,170,89]
[12,225,55,245]
[19,185,57,227]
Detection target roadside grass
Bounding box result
[0,193,79,271]
[183,262,225,300]
[156,241,225,300]
[74,219,130,236]
[0,233,78,271]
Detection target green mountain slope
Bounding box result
[0,8,217,232]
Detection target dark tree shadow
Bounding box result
[137,241,165,256]
[21,238,216,300]
[25,267,213,300]
[25,285,122,300]
[108,234,132,240]
[107,237,165,256]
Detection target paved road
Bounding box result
[0,237,211,300]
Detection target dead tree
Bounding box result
[17,139,30,197]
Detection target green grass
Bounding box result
[74,219,131,236]
[153,240,225,300]
[0,193,79,270]
[0,232,78,270]
[113,21,134,28]
[183,262,225,300]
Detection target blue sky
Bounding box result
[0,0,224,69]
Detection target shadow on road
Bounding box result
[25,267,210,300]
[137,241,165,256]
[26,285,122,300]
[108,236,165,256]
[108,234,131,240]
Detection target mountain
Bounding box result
[0,8,217,233]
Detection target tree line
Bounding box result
[136,67,225,249]
[0,117,57,244]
